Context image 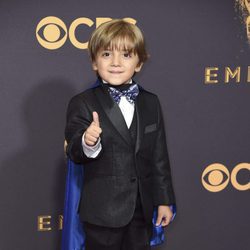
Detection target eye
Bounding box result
[123,52,132,58]
[201,163,230,192]
[101,52,111,57]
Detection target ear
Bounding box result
[92,61,98,71]
[135,62,143,73]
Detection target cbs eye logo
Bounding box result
[201,163,250,192]
[36,16,136,50]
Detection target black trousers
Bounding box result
[83,193,152,250]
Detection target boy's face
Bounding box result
[92,48,143,85]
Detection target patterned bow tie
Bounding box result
[108,84,139,104]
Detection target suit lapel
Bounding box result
[94,83,133,147]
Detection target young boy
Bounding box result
[65,19,176,250]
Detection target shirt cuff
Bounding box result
[82,132,102,158]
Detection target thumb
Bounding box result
[92,111,100,127]
[156,214,163,226]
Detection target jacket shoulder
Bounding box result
[68,85,100,104]
[139,85,160,103]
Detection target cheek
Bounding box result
[96,63,106,72]
[130,65,139,73]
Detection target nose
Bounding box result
[111,53,120,66]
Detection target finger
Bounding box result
[85,140,95,146]
[85,134,98,144]
[161,217,171,227]
[91,126,102,135]
[156,214,163,226]
[85,133,98,141]
[92,111,100,127]
[86,126,102,138]
[87,129,100,138]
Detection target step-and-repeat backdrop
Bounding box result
[0,0,249,249]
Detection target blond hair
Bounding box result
[88,19,149,65]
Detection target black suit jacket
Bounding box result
[65,79,175,227]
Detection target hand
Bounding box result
[84,111,102,146]
[156,205,173,227]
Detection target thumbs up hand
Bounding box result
[84,111,102,146]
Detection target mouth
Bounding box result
[109,71,123,74]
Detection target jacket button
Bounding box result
[130,177,137,183]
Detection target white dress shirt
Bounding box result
[82,79,135,158]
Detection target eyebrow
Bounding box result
[101,49,131,52]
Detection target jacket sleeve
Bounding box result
[64,95,103,164]
[152,97,176,206]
